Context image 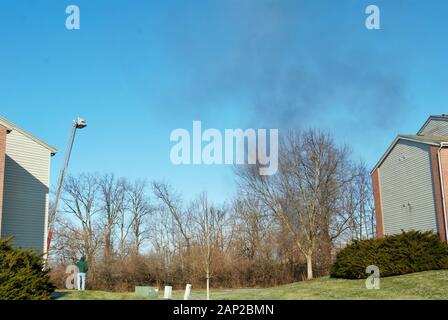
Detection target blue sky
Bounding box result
[1,0,447,203]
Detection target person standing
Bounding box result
[76,256,89,291]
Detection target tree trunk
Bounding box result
[306,254,313,280]
[206,271,210,300]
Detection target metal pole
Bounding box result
[45,118,86,264]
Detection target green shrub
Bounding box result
[330,231,448,279]
[0,238,55,300]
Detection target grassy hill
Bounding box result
[54,270,448,300]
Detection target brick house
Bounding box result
[0,116,56,253]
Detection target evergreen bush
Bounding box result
[0,238,55,300]
[330,231,448,279]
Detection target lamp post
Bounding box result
[45,117,87,264]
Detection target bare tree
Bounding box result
[237,130,351,280]
[192,193,226,300]
[128,180,154,254]
[60,174,102,276]
[344,162,375,241]
[99,174,127,262]
[117,187,131,257]
[152,182,191,250]
[232,196,272,260]
[152,181,193,277]
[149,206,176,274]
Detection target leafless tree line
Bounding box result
[50,129,375,291]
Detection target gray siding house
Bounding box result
[0,116,57,253]
[372,115,448,241]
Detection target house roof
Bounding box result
[417,114,448,135]
[370,134,448,175]
[0,116,57,156]
[400,134,448,144]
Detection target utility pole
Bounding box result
[45,117,87,265]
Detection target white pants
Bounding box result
[77,273,86,291]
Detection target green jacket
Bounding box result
[76,257,89,273]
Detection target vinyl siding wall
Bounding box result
[379,140,438,235]
[1,130,51,252]
[420,119,448,136]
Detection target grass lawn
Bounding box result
[54,269,448,300]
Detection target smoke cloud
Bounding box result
[137,0,410,132]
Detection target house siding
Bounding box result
[0,125,6,238]
[1,130,51,253]
[379,140,438,235]
[420,119,448,137]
